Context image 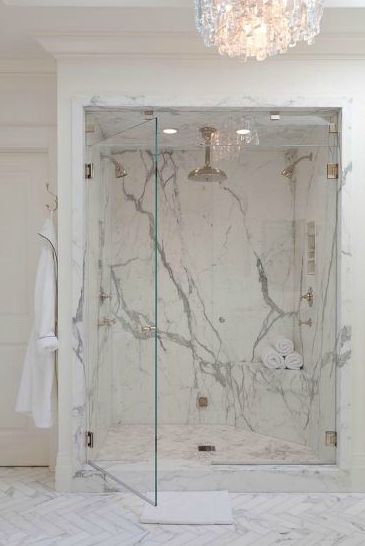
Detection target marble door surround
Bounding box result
[62,95,353,494]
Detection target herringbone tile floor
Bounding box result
[1,467,365,545]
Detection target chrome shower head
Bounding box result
[102,154,128,178]
[188,127,227,183]
[281,153,313,179]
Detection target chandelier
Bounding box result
[194,1,324,62]
[210,116,259,160]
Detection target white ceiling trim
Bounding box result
[4,0,365,7]
[35,30,365,60]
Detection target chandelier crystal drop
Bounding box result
[194,0,324,62]
[209,116,259,160]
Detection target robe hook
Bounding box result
[46,183,58,214]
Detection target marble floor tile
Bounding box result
[96,423,319,465]
[1,467,365,545]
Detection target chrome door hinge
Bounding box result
[327,164,339,180]
[326,431,337,447]
[86,431,94,448]
[85,163,94,180]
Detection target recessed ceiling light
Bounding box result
[163,128,178,135]
[236,128,251,135]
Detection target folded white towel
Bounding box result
[285,352,304,370]
[274,336,294,356]
[261,346,285,369]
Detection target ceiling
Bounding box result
[86,108,337,152]
[0,1,365,63]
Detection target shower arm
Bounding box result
[205,143,211,167]
[201,126,215,167]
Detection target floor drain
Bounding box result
[198,445,216,452]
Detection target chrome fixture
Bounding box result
[144,110,155,120]
[85,162,94,180]
[102,155,127,179]
[197,396,208,408]
[299,318,313,328]
[327,163,339,180]
[99,290,111,304]
[301,287,314,307]
[98,317,116,327]
[188,127,227,183]
[194,0,324,62]
[325,431,337,447]
[281,153,313,178]
[141,325,157,333]
[198,445,216,452]
[45,182,58,215]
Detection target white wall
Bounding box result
[55,53,365,489]
[0,69,55,126]
[0,65,57,465]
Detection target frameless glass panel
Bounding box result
[154,107,338,470]
[85,113,158,505]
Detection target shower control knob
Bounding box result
[301,287,314,307]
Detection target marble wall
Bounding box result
[98,133,338,459]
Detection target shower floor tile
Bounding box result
[95,424,319,466]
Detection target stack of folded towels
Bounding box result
[260,336,303,370]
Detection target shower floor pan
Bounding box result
[94,423,319,466]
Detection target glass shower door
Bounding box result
[85,114,159,505]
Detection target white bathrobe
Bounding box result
[16,218,58,428]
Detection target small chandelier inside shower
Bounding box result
[194,0,324,62]
[210,116,259,160]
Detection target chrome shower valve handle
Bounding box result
[301,287,314,307]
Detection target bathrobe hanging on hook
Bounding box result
[16,217,58,428]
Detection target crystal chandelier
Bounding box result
[195,0,324,62]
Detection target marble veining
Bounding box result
[107,142,337,459]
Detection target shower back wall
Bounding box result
[97,138,338,458]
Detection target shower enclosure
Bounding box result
[84,107,340,505]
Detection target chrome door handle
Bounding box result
[141,325,156,332]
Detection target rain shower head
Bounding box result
[102,154,128,178]
[281,153,313,179]
[188,127,227,183]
